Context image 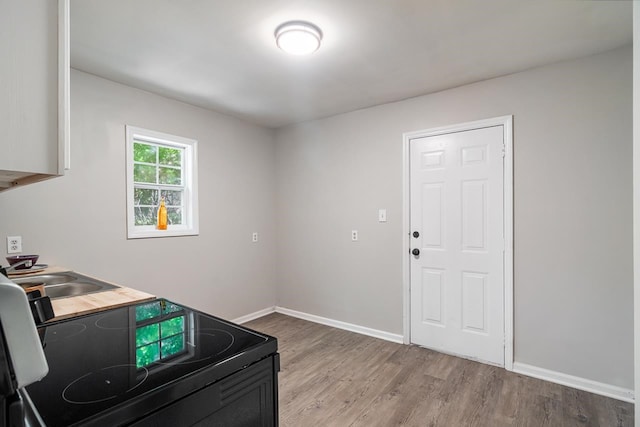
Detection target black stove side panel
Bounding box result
[129,354,279,427]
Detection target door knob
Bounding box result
[413,231,419,238]
[412,248,420,256]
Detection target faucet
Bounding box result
[0,260,30,276]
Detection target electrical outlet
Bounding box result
[7,236,22,254]
[252,232,258,243]
[351,230,358,241]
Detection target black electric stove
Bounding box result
[23,299,279,426]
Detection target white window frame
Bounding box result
[126,125,199,239]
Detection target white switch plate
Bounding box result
[7,236,22,254]
[378,209,387,222]
[252,232,258,243]
[351,230,358,241]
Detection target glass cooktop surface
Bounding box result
[25,299,274,426]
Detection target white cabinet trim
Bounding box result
[58,0,70,173]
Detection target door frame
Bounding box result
[402,115,514,370]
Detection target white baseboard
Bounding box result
[512,362,634,403]
[232,306,275,324]
[232,305,403,344]
[232,308,632,403]
[274,306,404,344]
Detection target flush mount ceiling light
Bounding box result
[275,21,322,55]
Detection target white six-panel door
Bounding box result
[409,125,505,366]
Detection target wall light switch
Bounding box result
[7,236,22,254]
[378,209,387,222]
[351,230,358,241]
[252,232,258,243]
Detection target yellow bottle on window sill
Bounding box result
[157,197,167,230]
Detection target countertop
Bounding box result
[8,266,155,321]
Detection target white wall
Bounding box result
[0,44,632,396]
[0,70,278,319]
[275,46,633,390]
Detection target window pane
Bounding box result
[136,324,159,346]
[159,167,181,185]
[134,188,158,206]
[159,146,182,167]
[162,302,183,315]
[134,164,157,184]
[167,208,182,225]
[160,316,184,338]
[160,190,182,206]
[161,335,185,358]
[134,207,156,226]
[136,302,162,321]
[134,142,157,163]
[136,343,160,368]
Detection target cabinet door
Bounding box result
[0,0,68,189]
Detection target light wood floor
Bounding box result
[245,313,633,427]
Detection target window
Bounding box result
[134,301,188,368]
[126,126,199,239]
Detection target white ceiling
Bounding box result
[70,0,632,129]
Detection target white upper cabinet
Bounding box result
[0,0,69,191]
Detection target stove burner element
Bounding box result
[62,364,148,405]
[45,323,87,343]
[199,329,235,356]
[95,311,131,330]
[155,329,235,366]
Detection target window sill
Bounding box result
[127,226,199,240]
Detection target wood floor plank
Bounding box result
[245,313,634,427]
[562,387,598,426]
[593,394,634,427]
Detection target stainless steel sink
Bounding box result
[14,273,78,286]
[12,272,118,299]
